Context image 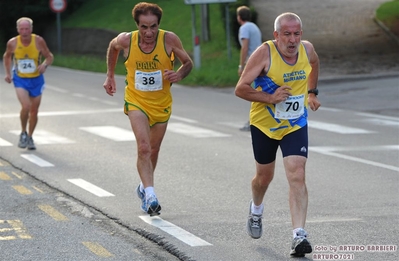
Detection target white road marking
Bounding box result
[20,154,54,167]
[318,107,342,112]
[0,108,121,118]
[310,146,399,172]
[46,85,118,106]
[0,110,195,121]
[219,122,247,128]
[46,84,69,93]
[72,93,85,98]
[306,218,364,223]
[10,130,74,145]
[101,100,119,106]
[139,215,212,247]
[356,112,399,121]
[310,145,399,152]
[353,112,398,127]
[67,178,115,197]
[168,122,231,138]
[308,120,374,134]
[362,118,399,127]
[0,138,12,146]
[170,115,198,123]
[80,126,135,141]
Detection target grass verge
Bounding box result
[375,0,399,36]
[53,0,240,87]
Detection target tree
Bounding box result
[0,0,84,48]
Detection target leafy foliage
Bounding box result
[376,0,399,36]
[0,0,84,46]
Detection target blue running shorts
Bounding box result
[13,71,45,97]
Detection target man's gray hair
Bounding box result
[274,12,302,32]
[16,17,33,28]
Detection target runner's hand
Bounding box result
[103,77,116,96]
[164,69,180,83]
[308,94,321,111]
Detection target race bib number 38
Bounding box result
[17,59,36,74]
[135,70,163,91]
[275,94,305,120]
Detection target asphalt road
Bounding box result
[0,65,398,261]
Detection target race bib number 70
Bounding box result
[275,94,305,120]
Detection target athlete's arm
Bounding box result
[236,43,279,104]
[103,32,130,96]
[36,36,54,74]
[164,31,193,83]
[303,40,321,111]
[236,43,292,104]
[3,38,16,83]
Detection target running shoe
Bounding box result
[27,136,36,150]
[136,185,146,212]
[146,194,161,216]
[18,131,28,148]
[246,200,262,239]
[239,121,251,131]
[290,230,312,257]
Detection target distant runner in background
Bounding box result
[236,6,262,131]
[3,17,54,150]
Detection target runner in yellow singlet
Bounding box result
[124,29,174,125]
[235,12,320,257]
[103,2,193,216]
[3,17,54,150]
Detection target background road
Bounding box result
[0,64,398,260]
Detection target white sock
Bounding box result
[293,227,306,238]
[144,186,155,200]
[251,202,264,215]
[139,182,144,192]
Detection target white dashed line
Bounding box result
[168,122,231,138]
[310,146,399,172]
[20,154,54,167]
[308,120,374,134]
[10,130,74,145]
[67,178,115,197]
[0,138,12,146]
[79,126,135,141]
[139,215,212,247]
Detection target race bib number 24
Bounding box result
[17,59,36,74]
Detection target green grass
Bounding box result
[54,0,240,87]
[52,54,108,72]
[376,0,399,35]
[2,1,398,87]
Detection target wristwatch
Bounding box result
[308,89,319,96]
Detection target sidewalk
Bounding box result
[250,0,399,78]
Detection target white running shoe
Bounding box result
[246,200,262,239]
